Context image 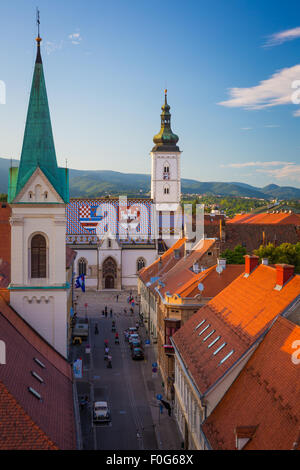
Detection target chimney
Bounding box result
[261,258,269,266]
[217,258,226,270]
[274,264,294,290]
[244,255,259,278]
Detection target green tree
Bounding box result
[221,244,247,264]
[254,242,300,273]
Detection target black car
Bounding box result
[130,339,142,350]
[131,347,144,360]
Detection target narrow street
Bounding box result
[70,294,162,450]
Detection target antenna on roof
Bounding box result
[198,283,204,292]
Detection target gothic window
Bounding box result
[164,185,170,195]
[31,234,46,278]
[78,258,87,276]
[163,162,170,180]
[137,257,146,272]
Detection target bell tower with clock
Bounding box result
[150,90,182,246]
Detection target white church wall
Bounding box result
[10,290,68,357]
[121,249,157,287]
[10,205,66,287]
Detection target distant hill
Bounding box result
[0,157,300,200]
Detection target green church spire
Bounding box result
[152,89,180,152]
[8,24,69,203]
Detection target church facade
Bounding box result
[8,33,70,357]
[67,90,183,290]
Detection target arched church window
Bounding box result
[163,162,170,180]
[137,257,146,272]
[164,185,170,195]
[78,258,87,276]
[31,234,47,278]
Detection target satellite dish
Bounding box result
[198,283,204,292]
[216,265,223,274]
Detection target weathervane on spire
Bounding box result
[36,7,40,38]
[35,7,42,63]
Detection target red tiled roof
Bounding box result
[228,212,300,225]
[0,296,76,449]
[139,237,186,288]
[172,264,300,395]
[0,381,57,450]
[179,264,244,299]
[202,317,300,450]
[159,239,217,296]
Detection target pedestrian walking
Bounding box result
[110,308,113,318]
[116,294,119,303]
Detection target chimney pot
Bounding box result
[261,258,269,266]
[218,258,226,270]
[275,264,294,290]
[244,255,259,277]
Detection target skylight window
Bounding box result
[202,329,215,342]
[208,336,221,348]
[31,371,44,383]
[219,350,234,365]
[198,324,210,336]
[34,357,45,369]
[213,342,227,355]
[194,319,205,331]
[28,387,42,400]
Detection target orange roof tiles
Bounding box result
[202,317,300,450]
[139,237,186,288]
[0,382,57,450]
[228,212,300,225]
[172,264,300,395]
[159,239,217,290]
[179,265,244,299]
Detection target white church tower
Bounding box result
[151,90,182,246]
[8,29,69,357]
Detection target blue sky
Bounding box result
[1,0,300,188]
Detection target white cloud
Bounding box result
[220,161,293,169]
[240,127,253,130]
[257,163,300,182]
[69,32,82,45]
[264,27,300,47]
[264,124,280,128]
[44,40,63,55]
[218,65,300,115]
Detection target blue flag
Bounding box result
[75,274,85,292]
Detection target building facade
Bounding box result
[67,90,184,289]
[8,34,70,357]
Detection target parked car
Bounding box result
[130,339,143,350]
[131,347,144,360]
[93,401,111,423]
[128,326,138,334]
[128,333,140,345]
[72,322,88,339]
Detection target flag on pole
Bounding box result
[75,274,85,292]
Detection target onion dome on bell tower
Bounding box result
[152,90,180,152]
